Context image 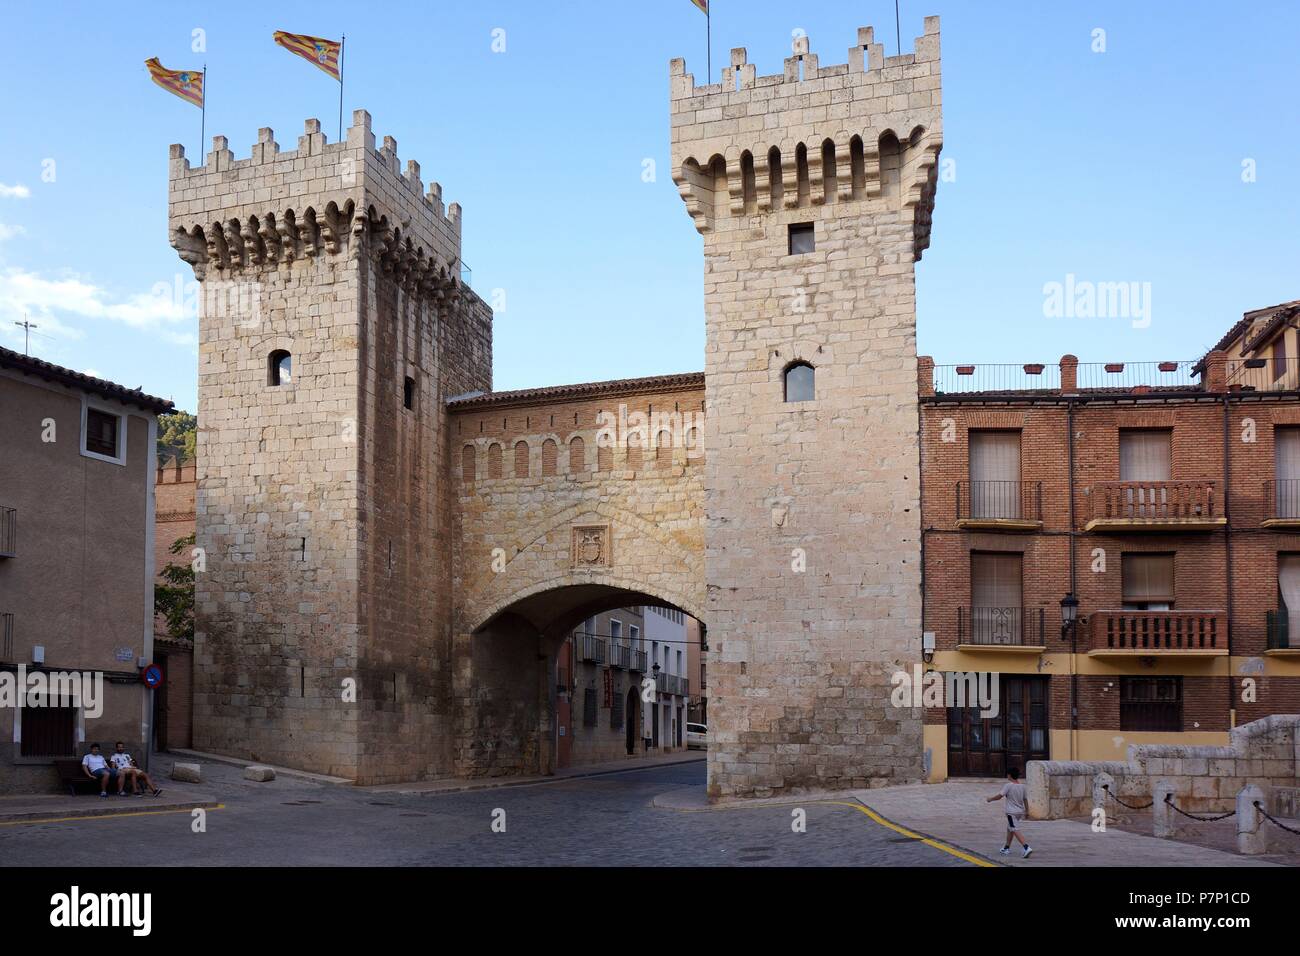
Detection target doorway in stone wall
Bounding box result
[625,688,638,755]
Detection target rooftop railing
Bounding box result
[929,360,1201,395]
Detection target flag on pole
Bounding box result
[273,31,343,80]
[145,58,204,108]
[690,0,709,12]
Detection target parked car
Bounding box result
[686,722,708,750]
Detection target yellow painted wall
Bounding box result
[929,651,1300,678]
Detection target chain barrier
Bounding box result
[1101,784,1153,811]
[1254,801,1300,836]
[1162,792,1237,822]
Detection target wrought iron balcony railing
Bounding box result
[955,481,1042,527]
[630,648,648,672]
[956,607,1045,647]
[1267,610,1294,650]
[579,633,606,665]
[1263,480,1300,525]
[609,642,631,670]
[1088,610,1226,655]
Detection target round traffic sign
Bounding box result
[141,663,165,688]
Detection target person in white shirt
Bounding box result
[109,741,162,797]
[81,743,123,797]
[986,766,1033,859]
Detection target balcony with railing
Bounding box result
[955,481,1043,531]
[0,506,14,558]
[1084,481,1223,532]
[1263,480,1300,529]
[1088,610,1227,657]
[956,607,1046,652]
[578,633,605,665]
[629,648,648,672]
[609,642,631,670]
[1266,610,1299,655]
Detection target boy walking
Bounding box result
[986,766,1033,858]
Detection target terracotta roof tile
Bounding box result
[0,346,173,414]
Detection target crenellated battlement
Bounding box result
[168,109,467,290]
[670,17,942,256]
[670,18,939,101]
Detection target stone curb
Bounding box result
[166,749,353,786]
[0,796,221,824]
[366,755,707,796]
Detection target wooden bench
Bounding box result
[55,759,109,796]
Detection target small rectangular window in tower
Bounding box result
[789,222,815,255]
[403,376,415,410]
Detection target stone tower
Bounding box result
[670,19,942,797]
[167,110,492,784]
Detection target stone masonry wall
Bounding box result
[671,19,942,798]
[449,378,706,776]
[1027,714,1300,819]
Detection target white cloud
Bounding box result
[0,224,26,241]
[0,266,196,348]
[0,183,31,199]
[82,368,101,378]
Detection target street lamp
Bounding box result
[1059,593,1079,638]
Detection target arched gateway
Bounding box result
[450,375,706,777]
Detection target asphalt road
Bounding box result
[1,760,978,867]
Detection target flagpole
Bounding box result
[200,63,207,161]
[706,8,712,84]
[338,36,345,142]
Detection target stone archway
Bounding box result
[453,580,702,779]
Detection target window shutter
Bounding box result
[1119,431,1171,482]
[1122,554,1175,604]
[969,431,1021,518]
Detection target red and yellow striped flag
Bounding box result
[690,0,709,12]
[145,58,204,108]
[273,31,342,80]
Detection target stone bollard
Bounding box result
[1152,779,1177,838]
[1236,784,1268,856]
[1092,772,1114,816]
[171,762,202,783]
[244,766,276,782]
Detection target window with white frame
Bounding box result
[81,403,127,464]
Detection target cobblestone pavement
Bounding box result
[1,760,976,867]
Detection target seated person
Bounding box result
[109,741,162,796]
[81,743,122,797]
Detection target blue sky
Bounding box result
[0,1,1296,413]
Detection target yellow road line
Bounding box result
[662,793,995,866]
[0,804,224,828]
[826,800,996,867]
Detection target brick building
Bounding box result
[918,301,1300,781]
